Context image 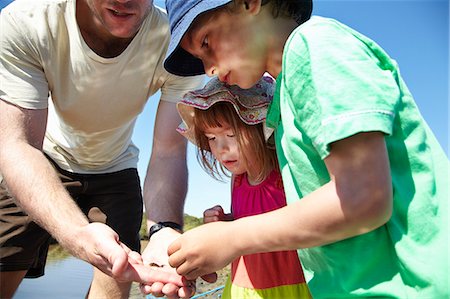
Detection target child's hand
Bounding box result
[203,205,233,223]
[168,221,239,280]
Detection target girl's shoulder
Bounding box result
[268,170,284,190]
[233,173,245,188]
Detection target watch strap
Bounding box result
[148,221,182,239]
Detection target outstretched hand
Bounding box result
[140,228,197,298]
[139,227,218,298]
[168,221,237,280]
[71,222,186,286]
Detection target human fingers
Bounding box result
[77,223,130,279]
[139,282,153,295]
[119,242,144,264]
[200,272,218,283]
[161,283,182,299]
[183,267,202,281]
[167,249,185,270]
[141,278,195,298]
[107,240,130,279]
[178,283,196,299]
[203,210,220,223]
[149,281,165,297]
[204,206,225,223]
[203,206,219,214]
[211,205,224,211]
[127,250,143,264]
[167,239,182,264]
[126,263,185,286]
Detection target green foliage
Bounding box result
[140,213,203,239]
[184,214,203,231]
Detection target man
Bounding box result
[0,0,204,298]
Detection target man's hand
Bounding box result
[140,228,196,298]
[72,223,186,286]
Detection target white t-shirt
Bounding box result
[0,0,204,173]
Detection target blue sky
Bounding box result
[1,0,448,217]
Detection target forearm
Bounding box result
[232,180,391,256]
[234,133,393,255]
[0,142,89,247]
[0,102,89,252]
[143,153,187,230]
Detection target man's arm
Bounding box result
[0,99,186,286]
[143,99,188,260]
[140,99,198,297]
[0,100,89,250]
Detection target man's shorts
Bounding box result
[0,157,143,278]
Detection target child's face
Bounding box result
[180,4,268,89]
[204,125,248,175]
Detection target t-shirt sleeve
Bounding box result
[159,73,205,103]
[0,6,49,109]
[283,20,399,159]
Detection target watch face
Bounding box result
[149,223,164,238]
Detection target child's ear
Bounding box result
[239,0,262,15]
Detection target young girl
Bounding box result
[162,1,449,299]
[176,76,311,298]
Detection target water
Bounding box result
[14,256,93,299]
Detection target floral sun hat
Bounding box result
[177,75,275,146]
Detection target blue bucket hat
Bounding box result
[164,0,231,77]
[164,0,313,77]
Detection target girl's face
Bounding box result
[204,125,248,175]
[180,3,268,89]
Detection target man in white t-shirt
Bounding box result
[0,0,206,298]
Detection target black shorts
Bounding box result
[0,158,143,278]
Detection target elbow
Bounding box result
[371,192,393,227]
[360,188,393,232]
[344,185,393,235]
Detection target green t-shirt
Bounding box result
[267,16,449,298]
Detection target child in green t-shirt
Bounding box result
[159,1,449,298]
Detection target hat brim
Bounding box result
[164,0,231,77]
[176,76,275,146]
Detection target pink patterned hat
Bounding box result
[177,76,275,145]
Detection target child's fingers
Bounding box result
[167,241,185,269]
[201,272,218,283]
[203,209,220,222]
[211,205,224,213]
[167,239,181,256]
[203,209,218,217]
[203,206,220,216]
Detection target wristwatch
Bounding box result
[148,221,182,240]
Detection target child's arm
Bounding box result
[168,132,393,279]
[238,132,393,252]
